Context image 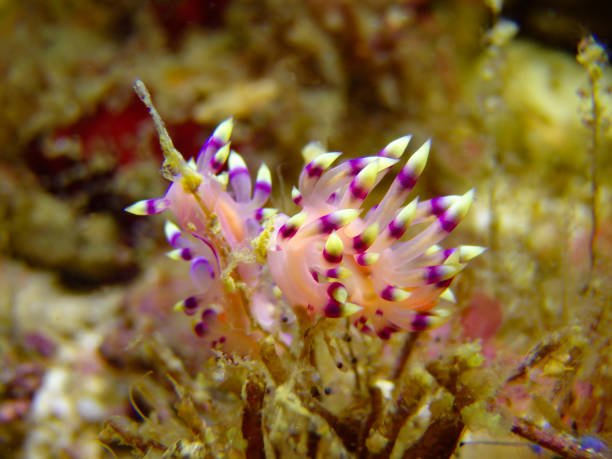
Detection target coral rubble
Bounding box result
[0,1,611,458]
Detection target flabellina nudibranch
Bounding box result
[127,79,484,349]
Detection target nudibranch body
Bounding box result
[127,79,483,346]
[268,138,483,339]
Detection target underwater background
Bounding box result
[0,0,611,458]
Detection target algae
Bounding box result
[0,1,611,458]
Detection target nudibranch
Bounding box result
[268,138,484,339]
[127,79,483,346]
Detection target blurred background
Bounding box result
[0,0,611,457]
